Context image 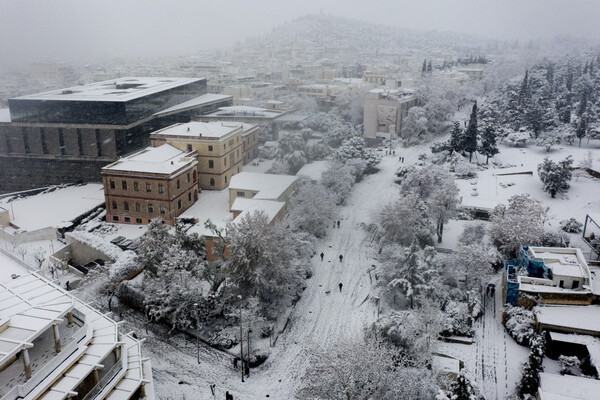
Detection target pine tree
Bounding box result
[576,87,589,117]
[566,68,573,92]
[427,60,432,72]
[517,335,546,398]
[479,126,499,164]
[449,121,464,153]
[422,59,427,74]
[449,370,480,400]
[576,116,588,147]
[402,241,424,309]
[464,102,478,162]
[526,103,543,139]
[519,70,529,106]
[537,156,573,198]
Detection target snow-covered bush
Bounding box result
[505,305,536,346]
[560,218,583,233]
[441,300,473,337]
[334,136,382,169]
[537,156,573,198]
[540,230,570,248]
[107,250,139,283]
[306,141,330,161]
[459,223,486,245]
[286,179,338,238]
[320,162,356,205]
[558,355,580,375]
[505,130,530,147]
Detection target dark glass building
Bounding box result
[0,77,232,193]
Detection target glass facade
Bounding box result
[8,80,207,125]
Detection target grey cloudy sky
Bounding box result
[1,0,599,65]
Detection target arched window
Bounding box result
[148,204,154,213]
[210,178,215,187]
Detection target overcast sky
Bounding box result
[1,0,599,66]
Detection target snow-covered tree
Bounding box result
[537,156,573,198]
[478,125,499,164]
[504,130,529,147]
[517,335,546,399]
[320,162,356,205]
[378,193,432,247]
[137,219,175,276]
[429,178,459,243]
[448,370,482,400]
[560,218,583,233]
[224,211,301,317]
[504,305,536,346]
[401,106,428,143]
[464,102,478,162]
[287,179,338,238]
[489,194,548,258]
[334,136,382,169]
[449,121,464,154]
[298,337,439,400]
[447,244,495,290]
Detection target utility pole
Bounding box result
[247,329,252,377]
[194,303,199,364]
[238,295,244,382]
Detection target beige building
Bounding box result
[102,144,198,225]
[150,121,253,190]
[362,89,419,139]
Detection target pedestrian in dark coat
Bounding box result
[339,254,343,262]
[339,282,343,292]
[320,252,324,261]
[337,220,340,228]
[233,357,238,369]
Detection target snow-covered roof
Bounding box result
[0,273,74,368]
[536,305,600,334]
[538,372,600,400]
[102,144,197,176]
[204,105,285,119]
[431,355,460,375]
[229,172,297,200]
[231,198,285,222]
[153,93,232,116]
[13,77,204,102]
[152,121,242,139]
[0,184,104,232]
[0,252,28,282]
[528,246,590,282]
[296,160,330,181]
[181,190,231,237]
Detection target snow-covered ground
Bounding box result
[0,184,104,231]
[0,250,28,281]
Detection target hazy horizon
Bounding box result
[1,0,600,66]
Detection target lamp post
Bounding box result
[194,303,200,364]
[247,329,252,377]
[238,295,244,382]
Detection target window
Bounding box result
[95,129,102,156]
[76,128,83,155]
[58,128,65,155]
[124,202,129,211]
[134,182,139,191]
[209,160,214,168]
[573,280,579,289]
[22,127,30,153]
[224,144,226,150]
[559,280,564,288]
[112,201,117,209]
[110,180,115,189]
[208,145,213,151]
[160,205,166,214]
[229,139,234,146]
[122,180,127,190]
[177,180,180,190]
[112,216,119,221]
[40,128,48,154]
[237,191,245,197]
[224,158,227,166]
[178,200,182,209]
[135,203,141,212]
[136,218,142,224]
[237,149,239,157]
[225,176,227,183]
[188,192,192,201]
[148,204,154,213]
[158,184,164,193]
[193,170,197,182]
[124,217,130,223]
[146,183,152,192]
[187,173,190,183]
[210,178,215,187]
[187,144,192,152]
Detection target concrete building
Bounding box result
[102,144,198,225]
[0,77,232,193]
[504,246,595,307]
[150,121,258,190]
[0,272,155,399]
[362,89,419,139]
[0,206,9,227]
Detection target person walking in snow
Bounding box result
[320,252,324,261]
[339,254,343,262]
[339,282,343,292]
[337,220,340,228]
